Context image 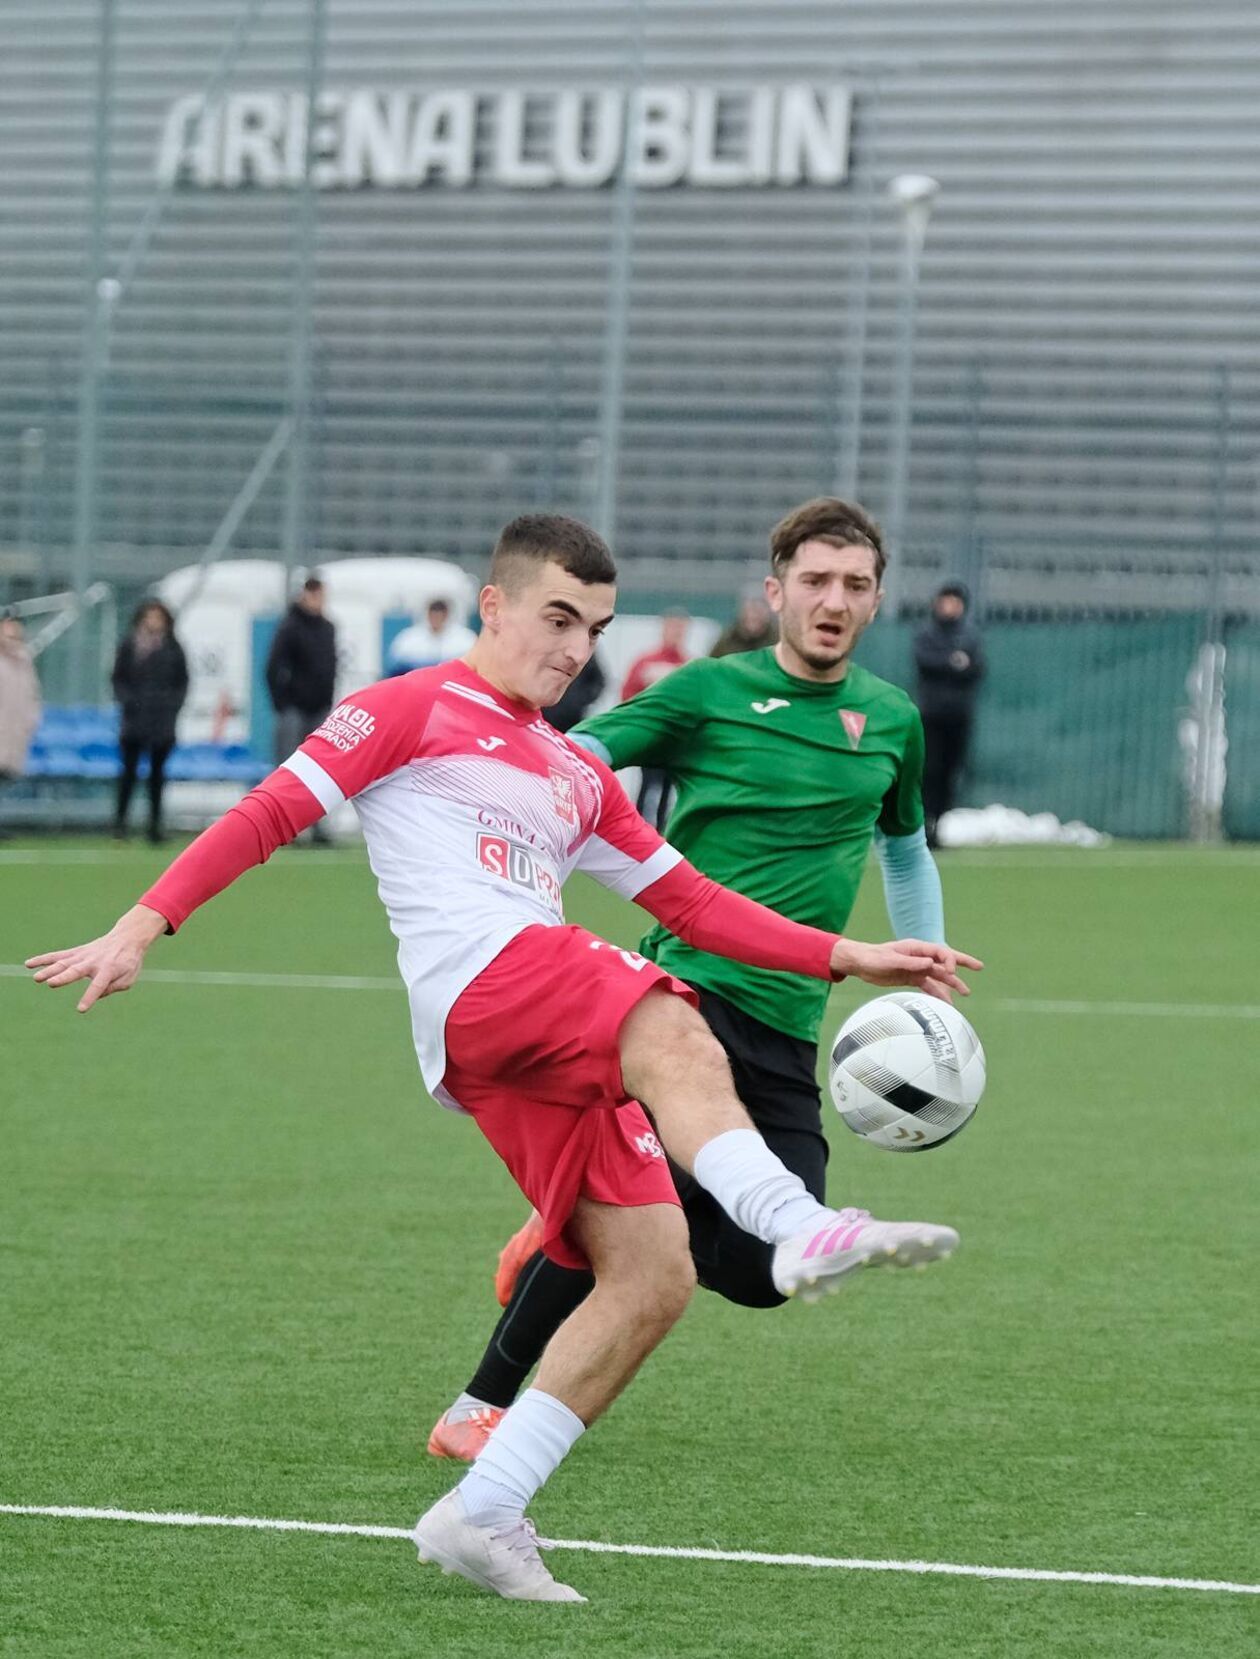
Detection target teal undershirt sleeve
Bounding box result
[874,827,945,943]
[568,731,613,766]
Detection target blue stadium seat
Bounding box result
[29,707,268,784]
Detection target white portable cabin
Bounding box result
[316,556,477,691]
[157,555,476,745]
[157,559,285,745]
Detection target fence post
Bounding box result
[535,337,565,509]
[957,360,985,615]
[69,0,117,702]
[281,0,330,599]
[882,174,940,618]
[833,78,882,500]
[1188,365,1231,843]
[591,0,647,546]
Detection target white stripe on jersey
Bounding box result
[442,681,516,720]
[578,836,682,899]
[282,750,346,812]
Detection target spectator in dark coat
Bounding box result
[266,576,338,759]
[112,599,189,843]
[914,580,986,846]
[266,575,338,842]
[544,651,607,734]
[710,591,775,658]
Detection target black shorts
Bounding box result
[691,984,824,1134]
[666,983,830,1307]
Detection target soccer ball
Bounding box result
[828,992,986,1152]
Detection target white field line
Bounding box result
[0,849,361,866]
[4,847,1260,871]
[5,963,1258,1018]
[0,1503,1255,1597]
[991,997,1260,1020]
[936,851,1260,869]
[0,963,399,992]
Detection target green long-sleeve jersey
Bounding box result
[575,648,926,1043]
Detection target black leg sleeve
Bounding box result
[464,1250,594,1409]
[674,1121,830,1310]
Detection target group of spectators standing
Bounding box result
[0,565,984,844]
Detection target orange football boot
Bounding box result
[426,1405,506,1462]
[494,1209,544,1308]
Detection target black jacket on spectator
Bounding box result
[266,603,337,715]
[545,653,606,733]
[914,601,986,723]
[710,617,776,658]
[111,635,189,746]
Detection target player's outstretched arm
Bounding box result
[26,903,167,1013]
[634,860,981,1003]
[25,765,331,1012]
[829,936,982,1001]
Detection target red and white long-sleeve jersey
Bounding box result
[142,662,838,1094]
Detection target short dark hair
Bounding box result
[427,597,450,615]
[768,497,885,582]
[302,575,325,594]
[490,514,616,593]
[131,598,176,632]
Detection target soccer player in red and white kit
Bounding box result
[28,516,981,1604]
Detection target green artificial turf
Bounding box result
[1,839,1257,1656]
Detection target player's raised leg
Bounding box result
[619,986,958,1300]
[414,1197,694,1601]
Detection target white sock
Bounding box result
[457,1388,585,1527]
[692,1127,832,1245]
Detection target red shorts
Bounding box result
[441,924,697,1269]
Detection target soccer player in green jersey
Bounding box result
[428,496,952,1460]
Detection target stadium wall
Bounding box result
[1,0,1259,617]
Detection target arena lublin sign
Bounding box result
[156,85,851,190]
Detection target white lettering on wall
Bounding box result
[629,86,690,187]
[155,85,852,191]
[493,90,555,188]
[405,90,475,185]
[553,90,622,187]
[340,90,410,187]
[776,85,851,186]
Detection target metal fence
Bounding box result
[1,0,1258,838]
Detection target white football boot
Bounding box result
[413,1489,586,1603]
[772,1207,959,1303]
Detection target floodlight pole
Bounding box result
[882,173,940,619]
[591,0,647,545]
[280,0,330,603]
[1190,364,1231,842]
[834,78,883,499]
[68,0,118,702]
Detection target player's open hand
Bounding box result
[830,936,982,1001]
[26,904,168,1013]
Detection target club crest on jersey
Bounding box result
[549,767,576,824]
[839,709,867,749]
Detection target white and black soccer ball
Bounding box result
[828,992,986,1152]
